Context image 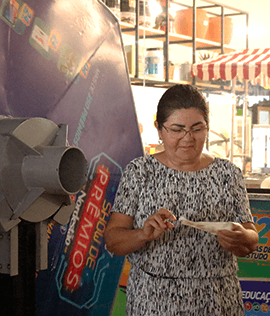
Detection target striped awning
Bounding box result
[192,48,270,87]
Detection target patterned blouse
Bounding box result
[111,155,253,279]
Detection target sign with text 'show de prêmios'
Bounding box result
[62,163,112,293]
[0,0,144,315]
[36,153,126,315]
[237,197,270,279]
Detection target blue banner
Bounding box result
[36,154,128,315]
[240,280,270,315]
[0,0,144,315]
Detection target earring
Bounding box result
[158,139,163,145]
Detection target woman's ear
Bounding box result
[154,120,162,142]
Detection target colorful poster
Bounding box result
[29,18,52,60]
[111,258,130,316]
[0,0,33,34]
[36,154,127,315]
[57,43,82,79]
[241,280,270,315]
[0,0,144,315]
[238,197,270,279]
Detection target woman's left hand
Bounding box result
[216,222,259,257]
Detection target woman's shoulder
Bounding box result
[128,154,152,166]
[124,155,157,173]
[211,157,243,175]
[214,157,239,167]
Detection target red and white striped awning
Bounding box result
[192,48,270,87]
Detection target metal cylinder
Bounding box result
[22,146,87,195]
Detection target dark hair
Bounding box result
[156,84,209,129]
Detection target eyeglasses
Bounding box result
[162,124,208,139]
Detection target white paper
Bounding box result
[179,216,233,235]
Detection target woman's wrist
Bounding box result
[137,228,150,245]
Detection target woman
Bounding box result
[104,84,258,315]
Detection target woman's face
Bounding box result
[156,108,208,163]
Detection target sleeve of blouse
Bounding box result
[229,165,254,224]
[110,160,141,217]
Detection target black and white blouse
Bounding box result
[112,155,253,278]
[111,155,253,315]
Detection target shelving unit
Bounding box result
[119,0,249,92]
[121,21,236,51]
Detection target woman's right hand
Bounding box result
[104,209,176,256]
[142,208,177,241]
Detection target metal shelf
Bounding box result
[120,21,236,53]
[119,0,249,88]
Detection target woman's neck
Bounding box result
[153,151,214,172]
